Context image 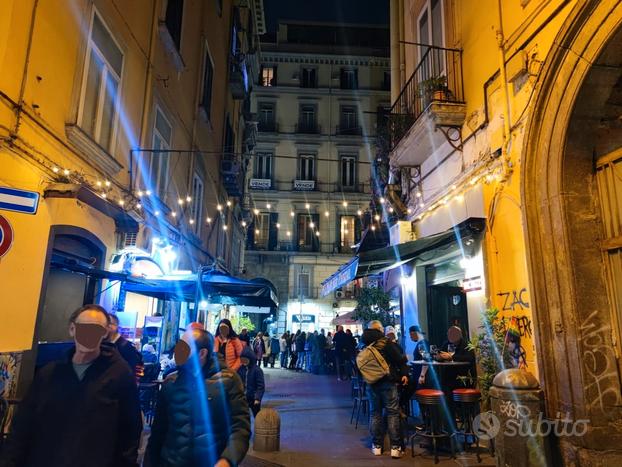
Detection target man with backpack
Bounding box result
[358,320,409,459]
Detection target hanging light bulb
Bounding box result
[105,180,111,187]
[342,201,348,207]
[118,200,125,206]
[189,219,195,225]
[223,225,228,231]
[178,199,184,205]
[217,204,223,211]
[371,225,376,231]
[419,201,425,208]
[266,203,271,209]
[253,208,260,215]
[136,203,142,209]
[316,231,320,237]
[324,211,329,217]
[241,221,247,227]
[146,190,152,196]
[357,210,362,216]
[186,196,192,202]
[416,191,422,198]
[206,217,212,223]
[52,166,60,173]
[96,181,102,187]
[171,212,177,217]
[290,211,295,217]
[309,222,315,228]
[137,190,143,197]
[255,229,260,235]
[305,203,310,209]
[276,223,281,228]
[226,200,232,207]
[374,214,380,221]
[101,193,107,199]
[388,207,394,213]
[155,210,160,216]
[407,207,413,214]
[286,231,291,237]
[379,197,385,204]
[63,169,70,176]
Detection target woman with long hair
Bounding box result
[213,318,244,371]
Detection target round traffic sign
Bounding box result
[0,214,14,258]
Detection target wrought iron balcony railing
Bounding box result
[295,122,321,134]
[389,45,464,148]
[258,121,279,133]
[336,125,362,136]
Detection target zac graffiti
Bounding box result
[497,288,533,369]
[497,288,530,311]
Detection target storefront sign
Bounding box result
[463,276,482,292]
[0,214,14,258]
[0,186,40,215]
[292,314,316,323]
[321,257,359,296]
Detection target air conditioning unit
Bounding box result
[335,290,345,300]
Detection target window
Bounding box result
[339,106,359,134]
[340,68,358,90]
[201,47,214,118]
[299,154,315,181]
[149,108,172,200]
[298,105,316,132]
[340,216,356,249]
[301,67,317,88]
[80,11,123,152]
[383,71,391,90]
[260,65,277,86]
[254,152,273,179]
[341,155,357,189]
[297,272,311,298]
[165,0,184,50]
[418,0,445,75]
[191,174,204,236]
[249,212,278,250]
[223,115,234,156]
[258,103,276,131]
[297,214,320,252]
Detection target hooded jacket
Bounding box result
[237,347,265,402]
[1,345,142,467]
[144,356,251,467]
[361,328,409,384]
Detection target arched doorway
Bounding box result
[522,0,622,461]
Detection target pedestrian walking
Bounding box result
[214,318,245,371]
[239,328,251,347]
[1,305,142,467]
[333,325,349,380]
[253,331,266,366]
[360,320,409,459]
[279,333,288,368]
[262,332,272,368]
[144,328,251,467]
[238,347,265,417]
[269,334,280,368]
[295,331,306,371]
[305,331,317,372]
[289,330,300,369]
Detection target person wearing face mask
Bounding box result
[144,328,251,467]
[214,318,244,371]
[0,305,142,467]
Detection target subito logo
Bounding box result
[473,412,501,441]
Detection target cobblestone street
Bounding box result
[243,368,495,467]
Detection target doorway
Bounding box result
[426,283,468,347]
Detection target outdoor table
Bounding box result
[408,360,472,391]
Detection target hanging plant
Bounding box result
[352,287,395,327]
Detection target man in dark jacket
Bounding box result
[0,304,142,467]
[437,326,476,392]
[361,320,409,459]
[238,347,265,416]
[107,313,143,378]
[333,325,350,380]
[144,328,250,467]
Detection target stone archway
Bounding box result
[522,0,622,462]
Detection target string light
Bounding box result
[118,200,125,206]
[189,219,195,225]
[253,208,260,215]
[407,207,413,214]
[52,167,60,173]
[290,211,295,217]
[171,212,177,217]
[206,217,212,223]
[388,207,394,213]
[374,214,380,221]
[63,169,70,176]
[178,199,184,205]
[105,180,111,187]
[416,191,422,198]
[101,193,107,199]
[137,190,143,196]
[96,181,102,187]
[286,231,291,237]
[223,225,228,231]
[217,204,223,211]
[255,229,260,235]
[276,223,281,228]
[155,210,160,216]
[305,203,310,209]
[266,203,271,209]
[136,203,142,209]
[309,222,315,228]
[324,211,329,217]
[146,190,152,196]
[379,197,385,204]
[316,231,320,237]
[419,201,424,208]
[241,221,247,227]
[357,210,362,216]
[186,196,192,202]
[226,200,232,207]
[371,225,376,231]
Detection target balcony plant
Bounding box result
[418,75,452,104]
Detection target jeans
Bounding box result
[280,351,287,368]
[368,381,401,447]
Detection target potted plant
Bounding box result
[466,307,514,410]
[418,76,452,105]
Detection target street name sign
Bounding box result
[0,186,40,215]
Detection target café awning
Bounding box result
[332,311,363,326]
[320,218,485,296]
[123,271,278,309]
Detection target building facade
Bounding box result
[244,21,390,333]
[0,0,264,397]
[388,0,622,463]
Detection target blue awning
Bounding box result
[320,257,359,297]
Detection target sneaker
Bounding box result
[371,445,382,456]
[390,446,402,459]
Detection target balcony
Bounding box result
[295,122,320,134]
[389,46,466,167]
[258,121,279,133]
[293,179,316,191]
[249,178,272,190]
[336,125,362,136]
[229,58,249,100]
[221,158,244,197]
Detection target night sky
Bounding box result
[263,0,390,32]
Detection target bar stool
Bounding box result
[410,389,455,464]
[350,380,369,429]
[453,388,482,462]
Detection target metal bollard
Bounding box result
[253,407,281,452]
[489,369,551,467]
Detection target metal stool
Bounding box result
[410,389,456,464]
[453,388,482,462]
[350,380,369,429]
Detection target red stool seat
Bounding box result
[416,389,444,397]
[452,388,481,395]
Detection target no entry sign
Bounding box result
[0,214,14,258]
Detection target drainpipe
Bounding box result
[496,0,513,175]
[390,0,401,104]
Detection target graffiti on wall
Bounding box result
[580,309,622,412]
[0,352,21,398]
[497,288,535,370]
[497,288,530,311]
